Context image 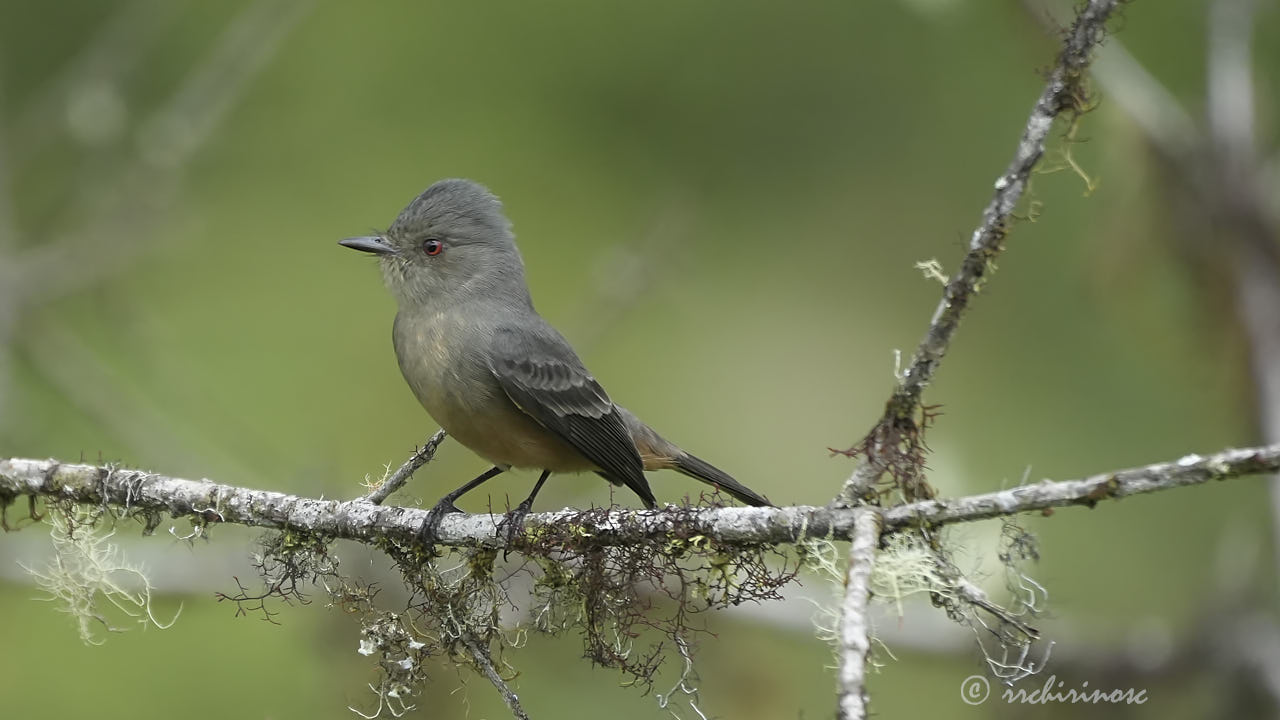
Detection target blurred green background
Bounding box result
[2,0,1278,717]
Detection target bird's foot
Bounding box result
[418,497,464,549]
[496,500,535,559]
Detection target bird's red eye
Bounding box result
[423,239,444,256]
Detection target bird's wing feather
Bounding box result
[489,326,656,508]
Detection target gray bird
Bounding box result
[340,179,770,537]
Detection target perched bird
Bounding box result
[339,179,770,536]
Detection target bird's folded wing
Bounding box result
[489,329,655,508]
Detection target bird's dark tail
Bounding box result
[673,453,772,507]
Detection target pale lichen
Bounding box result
[20,505,180,644]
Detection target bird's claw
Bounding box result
[418,498,464,548]
[496,501,534,559]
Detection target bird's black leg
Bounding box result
[498,469,551,556]
[419,465,506,546]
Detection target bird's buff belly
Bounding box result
[393,315,596,472]
[424,389,597,473]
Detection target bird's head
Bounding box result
[340,178,530,308]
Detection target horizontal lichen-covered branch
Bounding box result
[880,443,1280,528]
[1,442,1276,547]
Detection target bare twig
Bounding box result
[4,443,1277,548]
[953,577,1038,640]
[363,430,448,505]
[464,638,530,720]
[835,511,881,720]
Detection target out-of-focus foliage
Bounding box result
[1,1,1277,718]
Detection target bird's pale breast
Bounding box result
[392,309,595,472]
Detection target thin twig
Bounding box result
[464,638,530,720]
[4,443,1277,547]
[835,510,881,720]
[953,577,1038,639]
[363,429,447,505]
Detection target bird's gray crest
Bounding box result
[387,178,514,248]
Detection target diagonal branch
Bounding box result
[464,638,530,720]
[838,0,1122,504]
[362,429,448,505]
[885,0,1118,412]
[3,443,1277,547]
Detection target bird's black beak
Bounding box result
[339,235,397,255]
